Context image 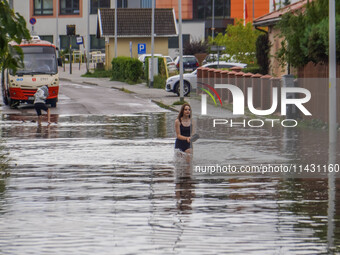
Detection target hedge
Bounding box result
[144,56,167,81]
[111,57,143,83]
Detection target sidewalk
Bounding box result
[59,63,183,112]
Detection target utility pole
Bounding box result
[114,0,117,58]
[329,0,337,145]
[178,0,184,102]
[212,0,215,40]
[55,0,59,49]
[150,0,155,88]
[86,0,90,72]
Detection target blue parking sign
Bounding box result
[138,43,146,54]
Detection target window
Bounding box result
[60,0,79,15]
[141,0,152,8]
[34,0,53,15]
[90,35,105,51]
[193,0,230,20]
[60,35,80,50]
[117,0,128,8]
[168,35,190,49]
[91,0,110,14]
[39,35,53,43]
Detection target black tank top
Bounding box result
[180,123,191,136]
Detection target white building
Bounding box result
[10,0,205,59]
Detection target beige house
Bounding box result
[97,8,177,69]
[253,0,308,77]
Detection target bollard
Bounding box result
[251,73,263,110]
[270,77,281,115]
[220,71,229,102]
[243,73,253,107]
[227,71,237,104]
[260,74,272,110]
[230,66,243,73]
[282,74,296,118]
[214,69,222,103]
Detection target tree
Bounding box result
[183,39,208,55]
[276,0,340,68]
[0,0,30,74]
[256,33,270,74]
[212,20,260,64]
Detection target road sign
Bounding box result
[76,36,83,45]
[138,43,146,54]
[29,17,36,25]
[210,45,226,51]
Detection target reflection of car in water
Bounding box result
[1,36,62,108]
[165,61,247,96]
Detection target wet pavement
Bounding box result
[0,110,340,254]
[0,64,340,254]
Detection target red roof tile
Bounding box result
[253,0,309,27]
[98,8,177,37]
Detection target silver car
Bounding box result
[165,61,247,96]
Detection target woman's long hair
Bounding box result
[177,103,191,121]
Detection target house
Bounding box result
[97,8,177,69]
[253,0,308,77]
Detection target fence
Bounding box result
[197,65,340,124]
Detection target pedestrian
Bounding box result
[175,103,194,158]
[34,85,51,125]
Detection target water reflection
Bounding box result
[0,112,339,254]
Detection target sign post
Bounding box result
[67,25,76,74]
[29,17,36,35]
[138,43,146,55]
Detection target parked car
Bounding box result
[173,55,199,72]
[165,61,247,96]
[202,53,237,65]
[138,53,163,64]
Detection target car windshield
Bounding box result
[183,57,197,63]
[15,46,57,75]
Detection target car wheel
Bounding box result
[175,81,191,96]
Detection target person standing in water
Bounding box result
[34,85,51,125]
[175,103,194,156]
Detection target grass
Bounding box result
[173,100,189,105]
[119,87,134,94]
[81,69,111,78]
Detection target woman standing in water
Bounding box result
[175,103,193,157]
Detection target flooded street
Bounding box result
[1,109,340,254]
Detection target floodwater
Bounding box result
[0,111,340,254]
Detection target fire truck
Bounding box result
[1,36,62,108]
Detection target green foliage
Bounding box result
[211,20,260,64]
[144,57,167,82]
[183,39,208,55]
[0,0,31,74]
[153,75,167,89]
[256,33,270,74]
[276,0,340,68]
[81,69,111,78]
[111,57,143,83]
[242,65,261,74]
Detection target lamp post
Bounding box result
[178,0,184,102]
[150,0,155,88]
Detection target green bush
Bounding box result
[153,75,167,89]
[111,57,143,83]
[144,57,167,81]
[242,66,261,74]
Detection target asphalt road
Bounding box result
[0,80,166,116]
